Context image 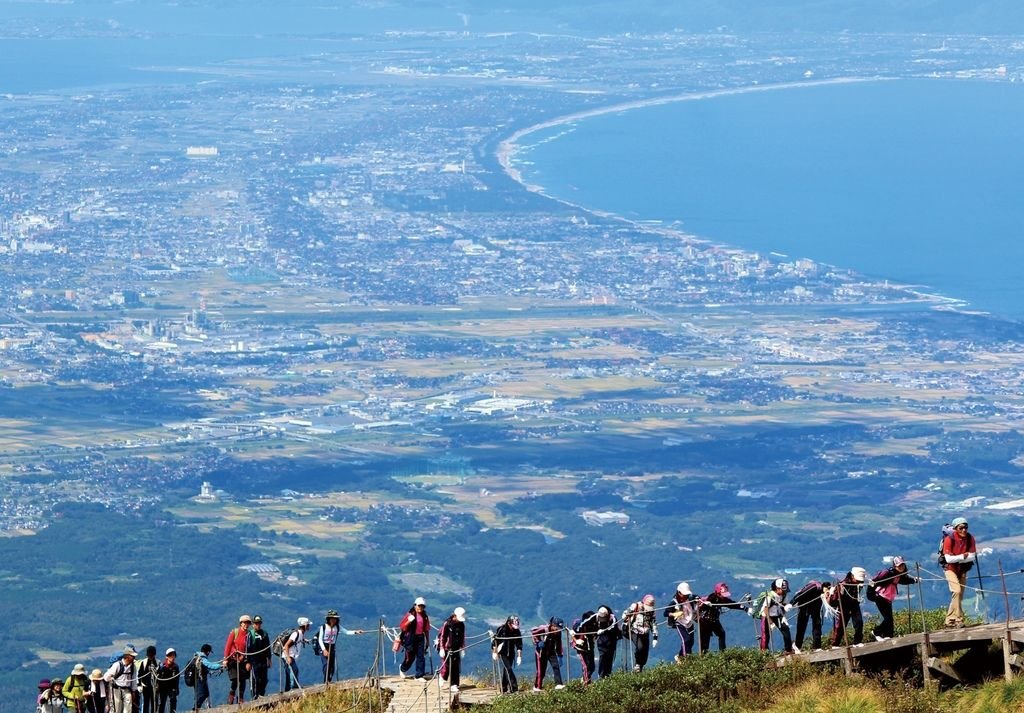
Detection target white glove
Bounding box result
[460,650,466,659]
[439,649,446,659]
[516,653,522,666]
[492,652,498,662]
[784,604,794,612]
[651,638,658,649]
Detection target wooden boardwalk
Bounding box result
[780,619,1024,686]
[380,676,497,713]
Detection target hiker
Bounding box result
[398,597,430,680]
[87,669,107,713]
[792,580,833,652]
[531,617,565,691]
[941,517,977,628]
[38,679,66,713]
[248,616,271,699]
[224,614,252,704]
[155,649,178,713]
[63,664,91,713]
[137,646,160,713]
[594,605,621,679]
[570,610,598,683]
[192,644,223,709]
[870,556,919,640]
[831,567,868,646]
[756,578,794,653]
[666,582,696,661]
[282,617,311,692]
[102,645,138,713]
[438,607,467,694]
[37,679,51,712]
[697,582,748,653]
[622,594,658,672]
[315,609,364,684]
[491,615,523,694]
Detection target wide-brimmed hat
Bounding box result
[71,664,86,676]
[122,645,138,657]
[90,669,104,681]
[239,614,252,623]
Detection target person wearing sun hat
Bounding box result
[87,669,108,713]
[942,516,977,628]
[224,614,253,704]
[63,664,91,713]
[38,678,67,713]
[869,556,920,640]
[103,645,138,713]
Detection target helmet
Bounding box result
[892,556,906,568]
[326,609,339,619]
[297,616,311,627]
[951,517,968,528]
[414,597,427,607]
[676,582,691,596]
[773,578,789,592]
[453,607,466,622]
[714,582,731,597]
[850,567,867,583]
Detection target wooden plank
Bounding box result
[1009,654,1024,671]
[926,656,962,683]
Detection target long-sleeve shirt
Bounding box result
[315,623,358,652]
[104,658,138,690]
[530,625,563,656]
[698,592,745,625]
[623,602,658,639]
[195,651,223,681]
[492,624,523,656]
[943,532,977,576]
[224,628,249,662]
[872,567,918,602]
[63,675,90,703]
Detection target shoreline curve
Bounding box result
[494,75,971,312]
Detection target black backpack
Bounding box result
[182,657,198,688]
[271,628,299,657]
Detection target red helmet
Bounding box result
[714,582,731,597]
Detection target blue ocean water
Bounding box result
[516,79,1024,319]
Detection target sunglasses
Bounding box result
[955,524,968,530]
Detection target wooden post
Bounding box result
[1000,562,1016,682]
[916,563,934,688]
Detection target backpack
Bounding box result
[937,524,955,566]
[271,628,299,657]
[182,657,198,688]
[747,591,768,618]
[312,625,325,657]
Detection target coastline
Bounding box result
[494,75,969,312]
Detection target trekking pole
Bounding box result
[1000,561,1011,627]
[974,541,987,615]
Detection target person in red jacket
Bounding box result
[398,597,430,680]
[942,517,977,628]
[224,614,252,704]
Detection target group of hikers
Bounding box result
[395,518,978,695]
[36,517,978,708]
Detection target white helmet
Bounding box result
[676,582,691,596]
[297,616,311,627]
[453,607,466,622]
[850,567,867,583]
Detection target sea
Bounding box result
[514,79,1024,321]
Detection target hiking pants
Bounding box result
[156,692,176,713]
[628,631,651,672]
[87,694,107,713]
[795,604,823,650]
[227,659,248,702]
[699,620,726,653]
[759,615,792,651]
[194,679,210,709]
[945,569,968,626]
[534,650,562,688]
[832,603,863,646]
[321,647,336,683]
[440,650,461,688]
[400,633,426,678]
[672,623,695,658]
[109,687,133,713]
[497,652,518,693]
[283,659,300,692]
[874,598,895,639]
[596,643,616,678]
[251,661,268,698]
[575,647,595,683]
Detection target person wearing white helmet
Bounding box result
[437,607,467,694]
[594,605,621,679]
[283,617,311,692]
[831,568,867,647]
[697,582,749,654]
[755,579,794,653]
[941,517,977,628]
[666,582,695,662]
[398,597,430,680]
[869,556,920,640]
